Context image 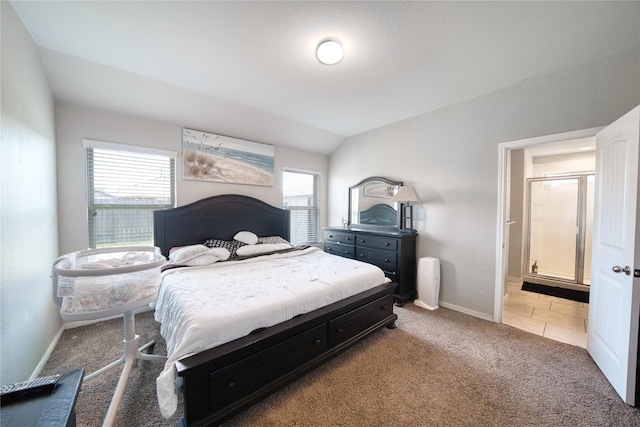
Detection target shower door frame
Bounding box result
[523,173,593,291]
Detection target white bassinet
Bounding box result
[52,246,167,427]
[53,246,165,320]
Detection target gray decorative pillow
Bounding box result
[203,239,246,258]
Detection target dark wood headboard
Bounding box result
[153,194,290,256]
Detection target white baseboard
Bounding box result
[31,326,65,379]
[439,301,494,322]
[34,306,155,380]
[62,305,153,329]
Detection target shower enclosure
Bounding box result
[524,174,594,291]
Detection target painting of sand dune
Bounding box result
[182,128,274,186]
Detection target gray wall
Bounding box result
[1,3,61,385]
[55,104,329,255]
[329,46,640,319]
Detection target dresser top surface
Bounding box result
[324,226,417,238]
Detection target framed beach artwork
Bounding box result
[182,128,275,186]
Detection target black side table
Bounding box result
[1,368,84,426]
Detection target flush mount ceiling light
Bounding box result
[316,39,344,65]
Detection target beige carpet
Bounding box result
[42,304,640,426]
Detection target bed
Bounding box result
[153,194,398,426]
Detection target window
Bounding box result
[283,169,320,244]
[84,140,176,248]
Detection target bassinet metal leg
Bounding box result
[82,311,166,427]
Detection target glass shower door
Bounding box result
[528,178,579,281]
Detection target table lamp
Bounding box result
[391,186,420,231]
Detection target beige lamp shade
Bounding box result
[391,186,420,203]
[392,186,419,230]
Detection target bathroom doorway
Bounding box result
[497,130,598,347]
[523,173,594,291]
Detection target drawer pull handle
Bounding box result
[337,328,344,334]
[360,239,365,243]
[384,258,390,262]
[384,242,390,246]
[380,305,387,311]
[345,237,351,240]
[314,339,322,345]
[228,381,236,389]
[360,254,365,258]
[329,234,333,238]
[344,250,350,254]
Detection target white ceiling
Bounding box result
[10,1,640,155]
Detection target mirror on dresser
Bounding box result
[348,176,402,229]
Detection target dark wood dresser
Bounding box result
[323,227,417,305]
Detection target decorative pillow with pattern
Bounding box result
[203,239,246,258]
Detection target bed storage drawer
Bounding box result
[328,295,393,348]
[177,282,397,426]
[207,324,327,410]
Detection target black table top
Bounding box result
[0,369,84,427]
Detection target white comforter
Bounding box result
[153,246,388,418]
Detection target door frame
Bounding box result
[494,126,604,323]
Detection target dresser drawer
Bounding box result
[355,234,398,251]
[355,247,397,273]
[324,230,356,245]
[329,295,394,348]
[325,242,355,258]
[208,324,327,410]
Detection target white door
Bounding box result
[588,106,640,405]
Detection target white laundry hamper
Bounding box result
[414,257,440,310]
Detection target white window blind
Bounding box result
[85,141,176,248]
[283,169,320,244]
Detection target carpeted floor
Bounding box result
[42,304,640,426]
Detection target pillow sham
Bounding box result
[235,243,292,257]
[169,245,190,255]
[169,245,209,263]
[257,236,290,245]
[234,231,259,245]
[181,249,230,266]
[170,245,230,264]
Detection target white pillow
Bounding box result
[170,245,230,264]
[169,245,209,263]
[234,231,259,245]
[236,243,292,256]
[205,247,231,261]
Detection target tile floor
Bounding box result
[502,279,588,348]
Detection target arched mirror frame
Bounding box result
[348,176,403,230]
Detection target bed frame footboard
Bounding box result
[175,281,397,426]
